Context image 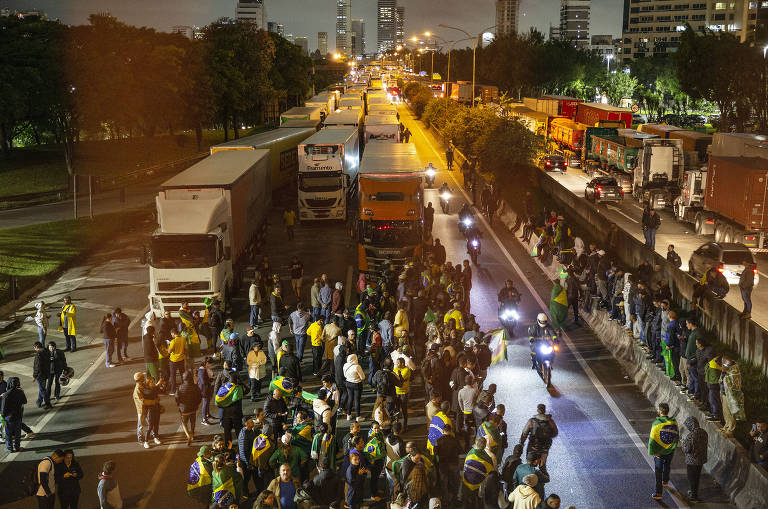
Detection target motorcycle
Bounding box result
[467,234,481,265]
[439,189,452,214]
[498,302,520,335]
[532,338,559,387]
[425,165,436,188]
[458,213,475,235]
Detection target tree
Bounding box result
[476,117,542,176]
[603,72,637,107]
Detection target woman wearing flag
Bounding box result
[461,436,494,509]
[186,446,214,505]
[215,371,246,448]
[648,402,679,501]
[211,453,243,507]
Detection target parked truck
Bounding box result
[297,128,360,221]
[305,95,334,118]
[541,95,583,118]
[357,143,423,273]
[147,150,271,316]
[364,115,400,143]
[324,109,364,141]
[576,103,633,129]
[280,106,323,125]
[210,126,317,190]
[632,138,684,209]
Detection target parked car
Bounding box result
[687,241,759,286]
[540,154,567,172]
[584,176,623,203]
[633,113,648,125]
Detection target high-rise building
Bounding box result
[395,6,405,45]
[495,0,520,37]
[295,36,309,55]
[549,24,561,40]
[336,0,352,55]
[620,0,764,63]
[318,32,328,55]
[351,19,366,56]
[377,0,397,54]
[171,26,195,39]
[285,33,295,43]
[235,0,267,30]
[589,34,616,58]
[559,0,590,48]
[267,22,284,36]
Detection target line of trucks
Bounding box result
[146,77,421,316]
[515,95,768,252]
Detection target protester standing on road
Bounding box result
[249,274,266,327]
[35,302,48,343]
[1,377,26,452]
[176,371,202,446]
[649,402,679,501]
[289,256,304,300]
[283,207,297,241]
[140,326,158,379]
[343,353,365,421]
[46,342,67,401]
[100,314,117,369]
[681,416,708,503]
[96,460,122,509]
[59,296,77,352]
[642,208,661,249]
[667,245,682,269]
[197,358,215,425]
[288,303,311,361]
[112,308,130,362]
[445,145,454,170]
[739,261,755,319]
[307,317,326,376]
[56,449,83,509]
[403,128,411,143]
[141,374,162,448]
[168,330,187,395]
[246,341,267,399]
[37,449,64,509]
[32,341,52,409]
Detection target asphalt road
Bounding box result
[544,166,768,332]
[0,108,735,509]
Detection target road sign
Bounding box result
[631,104,640,113]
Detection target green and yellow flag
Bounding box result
[211,466,242,506]
[251,433,274,468]
[186,456,212,502]
[550,283,568,330]
[214,382,243,408]
[462,447,494,491]
[648,416,679,456]
[485,328,508,365]
[290,422,314,456]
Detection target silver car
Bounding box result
[688,242,759,286]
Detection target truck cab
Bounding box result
[633,138,683,209]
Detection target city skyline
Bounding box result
[3,0,621,53]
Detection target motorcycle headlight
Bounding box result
[501,311,510,319]
[426,169,436,177]
[510,310,519,320]
[539,344,553,355]
[441,192,451,200]
[471,239,479,247]
[463,218,473,227]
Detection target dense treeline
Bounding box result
[0,14,317,171]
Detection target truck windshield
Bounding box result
[362,220,420,246]
[299,174,343,193]
[150,234,218,269]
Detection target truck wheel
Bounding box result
[694,213,703,234]
[714,222,724,243]
[723,225,734,243]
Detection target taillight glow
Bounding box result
[718,261,724,273]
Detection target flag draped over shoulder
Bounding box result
[312,432,339,470]
[290,422,314,455]
[269,376,295,396]
[365,432,386,462]
[549,283,568,330]
[178,310,200,344]
[186,456,212,502]
[476,421,500,448]
[214,382,243,408]
[212,466,242,506]
[462,447,494,491]
[648,416,679,456]
[484,328,508,365]
[427,411,452,455]
[251,433,273,468]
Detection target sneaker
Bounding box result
[153,437,162,445]
[107,363,116,368]
[143,441,150,449]
[168,392,176,396]
[652,493,662,500]
[201,420,211,426]
[24,432,36,439]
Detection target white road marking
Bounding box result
[406,108,687,508]
[611,207,640,224]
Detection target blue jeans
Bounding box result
[250,304,261,326]
[295,333,307,360]
[741,287,753,313]
[64,334,77,352]
[321,307,331,322]
[201,396,211,421]
[648,228,657,249]
[4,419,21,451]
[654,452,673,494]
[312,307,321,322]
[37,327,46,343]
[688,363,698,395]
[103,338,115,366]
[708,382,722,420]
[36,378,50,407]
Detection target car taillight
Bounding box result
[564,161,568,167]
[718,261,724,273]
[753,267,758,274]
[546,161,551,166]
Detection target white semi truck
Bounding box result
[147,150,271,315]
[364,115,400,143]
[632,138,684,209]
[297,128,360,220]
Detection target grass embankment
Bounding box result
[0,208,153,305]
[0,127,272,200]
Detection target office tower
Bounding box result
[377,0,397,54]
[295,36,309,55]
[235,0,266,30]
[352,19,366,56]
[559,0,590,48]
[396,6,405,45]
[495,0,520,37]
[171,26,195,39]
[336,0,352,55]
[318,32,328,55]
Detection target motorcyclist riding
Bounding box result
[497,279,521,306]
[439,182,452,213]
[425,162,437,187]
[528,312,558,369]
[459,203,475,233]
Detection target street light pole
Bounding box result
[438,24,496,106]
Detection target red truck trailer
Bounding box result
[541,95,583,118]
[576,103,633,129]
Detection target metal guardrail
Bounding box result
[94,152,208,191]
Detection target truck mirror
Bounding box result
[139,246,148,265]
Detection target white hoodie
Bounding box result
[622,273,633,329]
[508,485,540,509]
[343,354,365,383]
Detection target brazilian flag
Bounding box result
[485,328,508,365]
[312,432,339,471]
[186,456,212,503]
[251,433,274,468]
[476,421,500,449]
[269,376,294,396]
[290,422,314,456]
[462,447,494,491]
[549,282,568,330]
[365,433,386,462]
[212,466,242,506]
[427,411,453,455]
[648,416,679,456]
[214,382,243,408]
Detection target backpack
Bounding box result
[533,417,554,442]
[374,370,390,396]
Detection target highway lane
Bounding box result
[546,167,768,331]
[399,102,733,508]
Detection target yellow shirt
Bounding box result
[168,336,186,362]
[307,321,324,347]
[394,366,411,395]
[444,309,464,332]
[394,309,409,337]
[283,209,296,227]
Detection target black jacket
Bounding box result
[565,274,582,302]
[142,332,158,362]
[0,378,26,421]
[434,433,461,466]
[372,368,401,398]
[197,365,213,397]
[33,349,50,379]
[706,270,729,297]
[100,320,117,340]
[270,292,285,317]
[175,380,202,413]
[642,212,661,230]
[263,396,288,428]
[334,345,348,387]
[209,309,225,336]
[279,352,302,382]
[739,266,755,291]
[306,469,341,505]
[48,349,67,375]
[55,460,83,497]
[667,250,682,268]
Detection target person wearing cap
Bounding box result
[34,302,48,343]
[59,296,77,352]
[246,341,267,400]
[508,473,541,509]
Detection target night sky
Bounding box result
[4,0,622,52]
